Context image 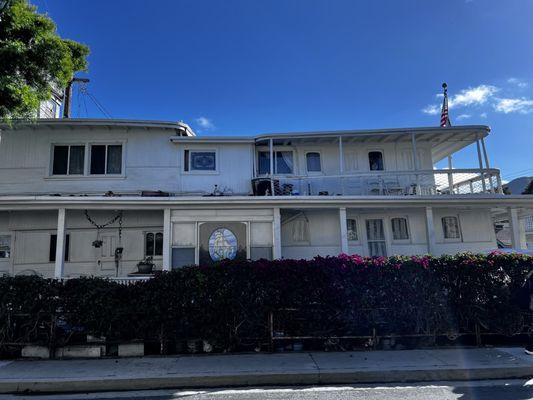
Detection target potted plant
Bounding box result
[136,256,154,274]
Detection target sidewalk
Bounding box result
[0,347,532,394]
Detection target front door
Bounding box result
[366,219,387,257]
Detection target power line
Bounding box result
[84,90,113,119]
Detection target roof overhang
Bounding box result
[0,119,196,136]
[169,135,255,144]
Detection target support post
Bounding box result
[447,155,454,194]
[162,208,171,271]
[508,207,525,249]
[411,133,421,194]
[273,207,282,259]
[339,207,349,254]
[339,136,344,174]
[425,207,437,255]
[269,138,275,195]
[54,208,66,279]
[481,137,494,192]
[476,137,487,192]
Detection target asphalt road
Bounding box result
[1,380,532,400]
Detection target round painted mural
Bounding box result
[208,228,238,261]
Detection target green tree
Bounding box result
[0,0,89,121]
[522,180,533,195]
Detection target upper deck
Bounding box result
[0,120,501,197]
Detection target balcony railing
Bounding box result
[252,168,502,196]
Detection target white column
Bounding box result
[508,207,525,249]
[476,137,487,192]
[481,137,494,192]
[425,206,437,255]
[269,138,275,195]
[339,207,349,254]
[162,208,171,271]
[447,155,454,194]
[54,208,66,279]
[411,133,421,193]
[272,207,282,259]
[338,136,344,174]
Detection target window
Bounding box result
[306,152,322,173]
[291,218,309,243]
[442,216,461,239]
[52,145,85,175]
[366,219,387,257]
[391,217,409,240]
[347,219,358,241]
[258,151,294,174]
[49,234,70,262]
[90,144,122,175]
[0,235,11,258]
[145,232,163,257]
[184,150,216,172]
[368,151,384,171]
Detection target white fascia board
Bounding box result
[0,194,532,210]
[169,136,255,144]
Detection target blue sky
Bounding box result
[33,0,533,179]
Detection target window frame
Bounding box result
[346,218,359,242]
[390,216,410,242]
[305,151,322,174]
[441,215,462,241]
[48,141,126,179]
[183,148,219,174]
[145,231,164,258]
[368,150,385,171]
[0,233,12,259]
[49,233,70,262]
[89,143,124,176]
[257,149,295,175]
[50,144,87,176]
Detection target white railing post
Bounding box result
[54,208,66,279]
[411,133,422,195]
[269,138,275,196]
[339,207,349,254]
[162,208,171,271]
[496,173,503,193]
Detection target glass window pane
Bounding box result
[275,151,293,174]
[347,219,358,241]
[190,152,216,171]
[369,151,384,171]
[0,235,11,258]
[258,152,270,175]
[52,146,69,175]
[306,152,321,172]
[106,145,122,174]
[90,145,106,174]
[145,233,154,256]
[442,217,460,239]
[68,146,85,175]
[392,218,409,240]
[155,233,163,256]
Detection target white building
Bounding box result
[0,119,531,280]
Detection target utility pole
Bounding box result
[63,77,90,118]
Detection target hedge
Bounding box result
[0,252,532,354]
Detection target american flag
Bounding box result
[440,83,451,127]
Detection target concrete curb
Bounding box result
[1,366,533,394]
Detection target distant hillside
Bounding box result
[503,176,533,194]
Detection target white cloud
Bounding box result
[493,97,533,114]
[456,114,471,120]
[448,85,498,108]
[422,104,440,115]
[195,116,215,131]
[507,77,528,88]
[480,112,487,118]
